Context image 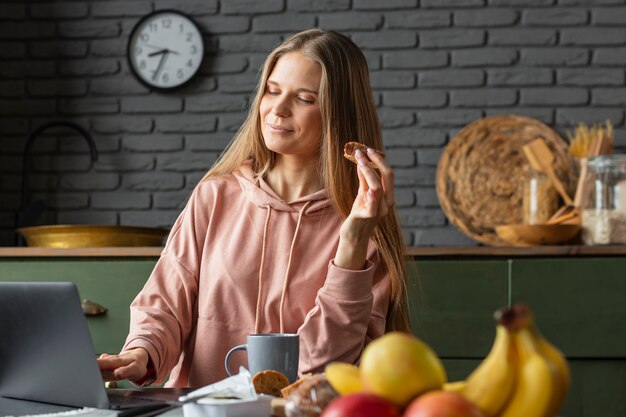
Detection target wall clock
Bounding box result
[128,10,204,91]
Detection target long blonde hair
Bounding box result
[201,29,410,333]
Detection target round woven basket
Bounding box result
[436,115,575,246]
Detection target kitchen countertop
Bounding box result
[0,245,625,258]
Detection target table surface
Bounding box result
[0,395,75,415]
[0,396,183,417]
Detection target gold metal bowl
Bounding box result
[17,225,169,248]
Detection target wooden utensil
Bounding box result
[573,158,588,208]
[546,207,580,225]
[571,130,611,209]
[523,139,574,206]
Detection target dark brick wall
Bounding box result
[1,0,625,247]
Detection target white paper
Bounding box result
[179,368,272,417]
[178,367,256,404]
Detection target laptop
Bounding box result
[0,281,189,410]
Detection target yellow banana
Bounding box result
[459,325,516,417]
[499,326,557,417]
[443,380,467,393]
[509,304,570,417]
[531,324,570,417]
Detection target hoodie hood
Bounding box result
[233,160,333,215]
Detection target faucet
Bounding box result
[16,121,98,245]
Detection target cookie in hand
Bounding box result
[343,141,384,169]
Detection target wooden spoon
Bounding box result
[573,158,588,208]
[572,133,609,209]
[546,207,580,225]
[523,139,574,206]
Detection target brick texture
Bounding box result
[1,0,626,247]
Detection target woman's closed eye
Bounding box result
[297,96,314,104]
[266,90,314,105]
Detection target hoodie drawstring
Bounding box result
[254,201,312,334]
[254,205,272,334]
[279,200,311,333]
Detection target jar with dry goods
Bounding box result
[523,170,559,225]
[581,155,626,245]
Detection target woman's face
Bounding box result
[260,52,322,161]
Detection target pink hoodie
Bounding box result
[123,161,391,387]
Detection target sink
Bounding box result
[16,225,169,248]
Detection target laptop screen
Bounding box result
[0,282,110,409]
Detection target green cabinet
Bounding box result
[562,360,626,417]
[510,258,626,358]
[408,260,508,358]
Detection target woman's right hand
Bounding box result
[335,148,394,270]
[97,348,150,383]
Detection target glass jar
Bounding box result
[581,155,626,245]
[523,170,559,225]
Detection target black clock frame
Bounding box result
[127,9,205,92]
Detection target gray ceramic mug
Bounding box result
[224,333,300,383]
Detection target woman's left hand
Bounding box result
[335,147,394,269]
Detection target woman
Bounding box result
[98,29,409,387]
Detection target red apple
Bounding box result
[404,391,483,417]
[321,393,400,417]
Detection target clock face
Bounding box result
[128,10,204,90]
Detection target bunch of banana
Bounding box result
[445,304,570,417]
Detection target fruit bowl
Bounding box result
[495,224,581,246]
[17,225,169,248]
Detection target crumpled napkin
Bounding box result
[178,367,256,403]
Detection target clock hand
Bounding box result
[141,43,168,50]
[148,49,168,57]
[147,48,179,57]
[152,51,169,82]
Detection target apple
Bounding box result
[321,393,400,417]
[404,391,484,417]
